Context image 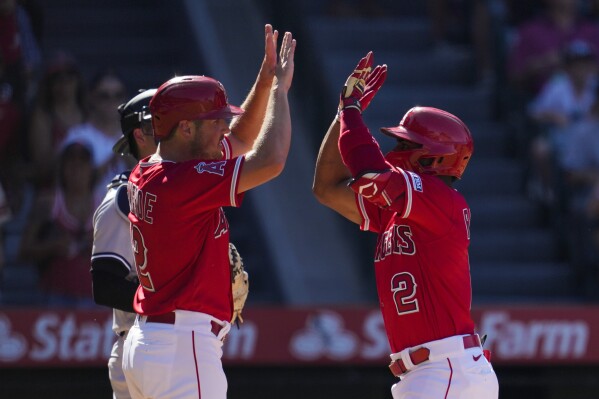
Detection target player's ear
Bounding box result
[132,127,144,143]
[178,120,194,138]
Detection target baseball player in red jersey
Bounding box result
[121,26,295,399]
[313,52,499,398]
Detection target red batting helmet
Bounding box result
[381,106,473,179]
[149,75,244,140]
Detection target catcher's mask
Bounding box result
[381,106,473,179]
[149,75,244,141]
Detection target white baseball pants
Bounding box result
[109,332,132,399]
[122,310,230,399]
[390,335,499,399]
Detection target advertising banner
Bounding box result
[1,305,598,367]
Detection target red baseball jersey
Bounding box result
[356,168,475,353]
[127,150,244,321]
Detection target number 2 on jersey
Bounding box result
[131,225,155,292]
[391,272,419,315]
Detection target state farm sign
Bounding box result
[222,308,390,364]
[1,305,599,367]
[472,307,599,365]
[0,309,113,367]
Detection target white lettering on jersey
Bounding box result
[195,161,226,176]
[214,208,229,238]
[407,171,423,192]
[127,182,157,224]
[374,225,416,262]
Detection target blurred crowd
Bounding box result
[2,0,599,307]
[499,0,599,299]
[0,0,131,307]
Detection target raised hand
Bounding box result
[339,51,373,114]
[361,63,387,112]
[259,24,279,81]
[275,31,296,92]
[339,51,387,114]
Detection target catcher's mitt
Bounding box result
[229,242,249,325]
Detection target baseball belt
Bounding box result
[389,334,481,377]
[145,312,225,337]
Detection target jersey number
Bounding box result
[391,272,419,315]
[131,225,155,292]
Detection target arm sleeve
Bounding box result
[91,257,138,313]
[338,108,390,176]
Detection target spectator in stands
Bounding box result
[507,0,599,97]
[18,138,101,307]
[27,51,86,188]
[63,69,130,189]
[560,92,599,298]
[527,40,598,205]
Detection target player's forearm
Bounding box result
[254,86,292,171]
[313,118,352,199]
[228,75,273,155]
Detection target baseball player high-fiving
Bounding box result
[121,25,295,399]
[313,52,499,398]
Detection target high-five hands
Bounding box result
[274,30,296,92]
[339,51,387,115]
[260,24,278,81]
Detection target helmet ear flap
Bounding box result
[384,148,428,174]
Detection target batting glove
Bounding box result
[338,51,374,115]
[360,63,387,111]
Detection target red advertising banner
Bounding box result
[1,305,598,368]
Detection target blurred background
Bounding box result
[1,0,599,398]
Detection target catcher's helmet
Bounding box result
[114,88,157,156]
[150,75,244,141]
[381,106,473,179]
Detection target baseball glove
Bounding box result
[229,242,249,325]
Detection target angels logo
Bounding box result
[195,161,226,176]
